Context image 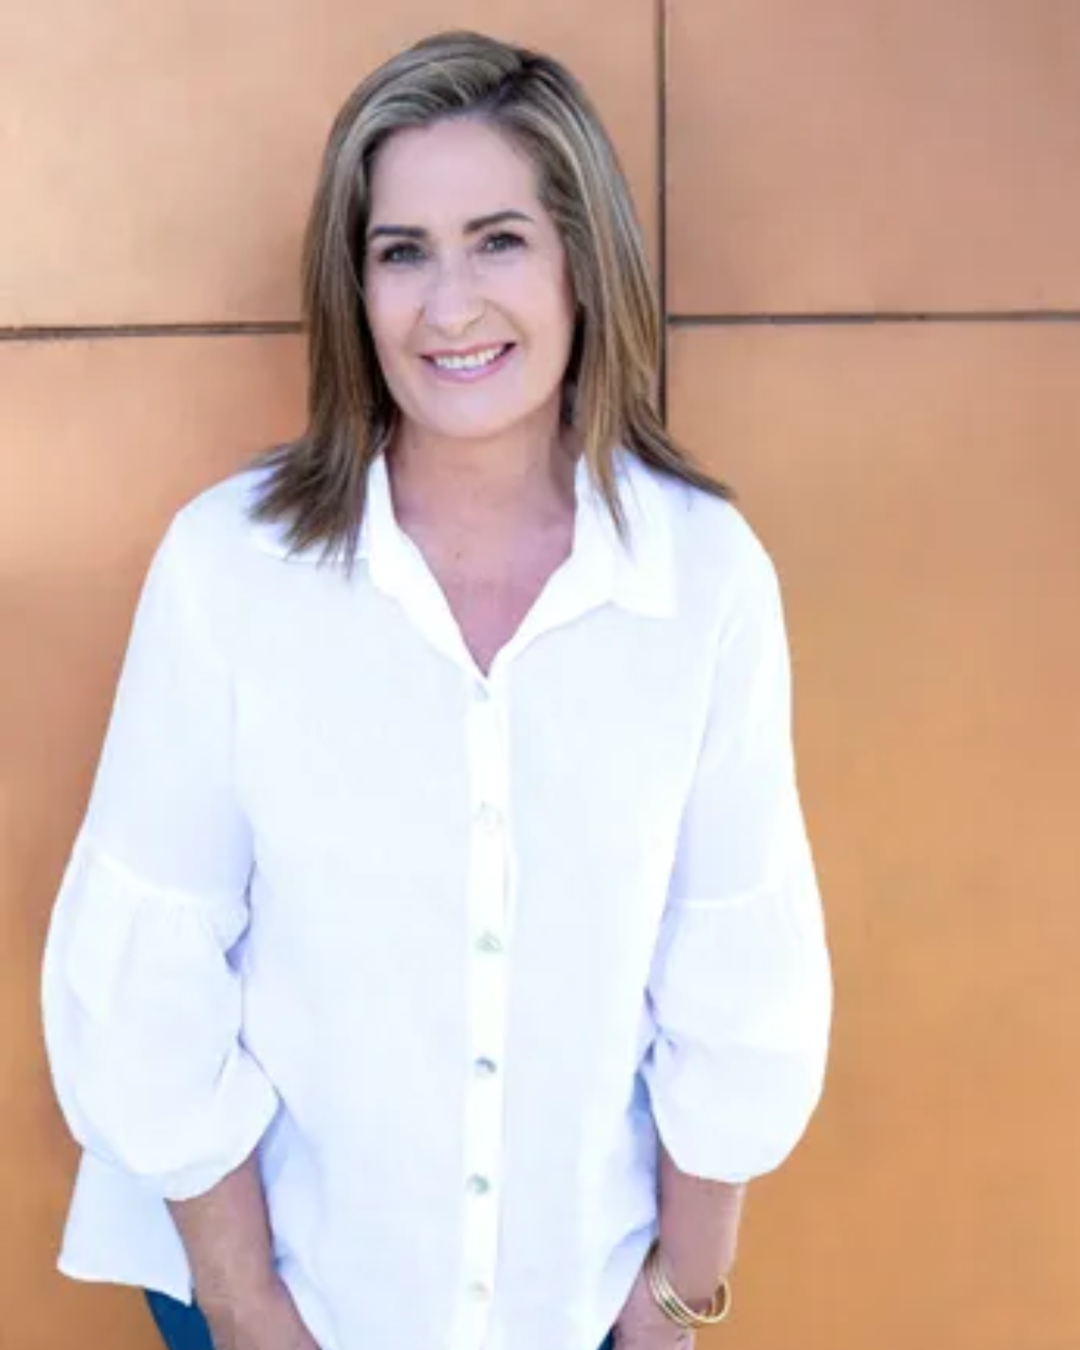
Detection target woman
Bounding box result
[42,30,832,1350]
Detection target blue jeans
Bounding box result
[145,1292,215,1350]
[145,1290,616,1350]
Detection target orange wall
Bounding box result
[4,3,1079,1348]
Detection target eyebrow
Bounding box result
[366,209,535,242]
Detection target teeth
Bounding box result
[432,345,505,371]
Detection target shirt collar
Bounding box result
[250,448,675,619]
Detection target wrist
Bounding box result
[644,1238,733,1330]
[196,1265,282,1318]
[654,1239,727,1308]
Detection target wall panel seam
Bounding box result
[656,0,669,423]
[668,310,1080,327]
[0,323,303,343]
[5,313,1077,344]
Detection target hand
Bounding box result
[612,1265,695,1350]
[201,1275,320,1350]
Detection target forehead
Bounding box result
[368,118,543,224]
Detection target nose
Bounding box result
[423,256,484,337]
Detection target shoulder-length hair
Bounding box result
[252,29,731,561]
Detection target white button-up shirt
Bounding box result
[42,449,832,1350]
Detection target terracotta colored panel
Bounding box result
[0,335,305,1349]
[0,0,655,327]
[671,324,1080,1350]
[667,0,1080,314]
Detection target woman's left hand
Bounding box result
[611,1266,694,1350]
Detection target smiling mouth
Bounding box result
[423,343,514,373]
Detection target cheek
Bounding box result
[513,268,576,362]
[545,262,577,360]
[544,291,577,374]
[363,279,413,363]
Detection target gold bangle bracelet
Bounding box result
[643,1238,733,1330]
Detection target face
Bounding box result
[362,117,577,444]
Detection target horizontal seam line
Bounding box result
[668,310,1080,326]
[6,313,1077,340]
[77,832,237,917]
[0,322,303,342]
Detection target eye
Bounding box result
[376,241,425,266]
[481,231,525,255]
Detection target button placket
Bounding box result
[455,681,511,1349]
[475,801,502,834]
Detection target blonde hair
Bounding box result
[253,29,731,559]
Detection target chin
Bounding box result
[428,417,523,442]
[411,401,555,444]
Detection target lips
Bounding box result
[423,342,514,372]
[421,342,517,382]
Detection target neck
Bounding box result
[387,406,579,537]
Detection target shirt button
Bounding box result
[466,1174,492,1196]
[476,931,504,955]
[472,682,492,705]
[468,1280,491,1302]
[474,1057,498,1078]
[475,802,502,833]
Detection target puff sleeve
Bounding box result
[642,536,833,1182]
[42,517,278,1201]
